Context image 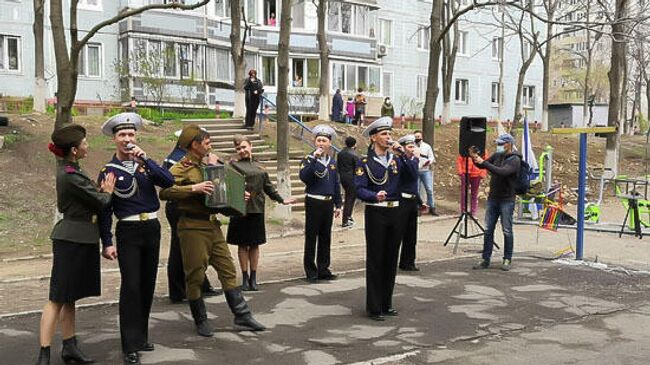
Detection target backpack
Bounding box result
[514,155,532,195]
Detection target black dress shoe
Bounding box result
[318,273,338,281]
[383,308,399,316]
[304,277,319,284]
[123,352,140,365]
[367,313,385,321]
[399,265,419,271]
[139,343,154,352]
[169,297,185,304]
[202,287,223,297]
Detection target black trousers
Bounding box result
[341,178,356,225]
[165,202,211,301]
[245,96,260,128]
[364,205,404,315]
[115,219,161,354]
[304,197,334,280]
[399,197,419,268]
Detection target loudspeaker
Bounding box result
[458,116,486,157]
[0,116,8,127]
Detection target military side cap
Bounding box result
[363,117,393,138]
[398,134,416,146]
[312,124,336,141]
[177,124,205,149]
[101,112,143,136]
[51,124,86,148]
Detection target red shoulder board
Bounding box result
[64,166,77,174]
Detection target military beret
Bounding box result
[398,134,416,146]
[101,112,143,136]
[177,124,207,149]
[51,124,86,148]
[312,124,336,140]
[363,117,393,138]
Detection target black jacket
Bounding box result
[336,147,359,185]
[478,151,521,201]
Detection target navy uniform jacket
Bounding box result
[299,153,342,209]
[163,146,186,170]
[354,149,418,203]
[400,155,420,196]
[98,155,174,246]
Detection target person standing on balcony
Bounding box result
[244,69,264,130]
[353,88,367,126]
[267,12,277,26]
[332,89,344,123]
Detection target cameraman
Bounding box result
[469,133,520,271]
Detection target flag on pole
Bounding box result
[522,116,539,180]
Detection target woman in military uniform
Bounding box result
[227,135,295,291]
[36,125,115,365]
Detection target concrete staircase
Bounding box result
[182,118,307,211]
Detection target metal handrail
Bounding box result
[259,95,341,153]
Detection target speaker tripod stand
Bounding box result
[443,157,499,254]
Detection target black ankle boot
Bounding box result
[224,288,265,331]
[188,298,214,337]
[249,271,259,291]
[35,346,50,365]
[61,336,94,364]
[241,271,251,291]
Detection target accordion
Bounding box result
[202,164,247,216]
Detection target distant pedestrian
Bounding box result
[414,130,438,216]
[456,151,487,216]
[380,97,395,119]
[337,136,360,227]
[244,69,264,130]
[332,89,344,123]
[353,88,367,126]
[345,97,355,124]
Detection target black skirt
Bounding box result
[49,239,101,303]
[227,213,266,246]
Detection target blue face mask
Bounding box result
[496,145,505,153]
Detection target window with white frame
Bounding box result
[78,0,102,11]
[455,79,469,103]
[293,0,305,28]
[327,3,374,37]
[78,43,102,77]
[382,72,393,98]
[522,85,535,108]
[179,43,191,78]
[492,36,503,60]
[491,82,500,105]
[192,44,204,80]
[163,42,176,77]
[262,56,276,87]
[378,19,393,46]
[214,0,231,18]
[331,62,381,93]
[416,75,427,100]
[458,31,468,55]
[522,40,533,57]
[417,26,430,50]
[291,58,319,88]
[206,47,231,82]
[0,35,20,72]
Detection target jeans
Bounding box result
[482,199,515,261]
[417,170,434,208]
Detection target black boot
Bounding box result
[224,288,266,331]
[241,271,251,291]
[35,346,50,365]
[188,298,214,337]
[249,271,259,291]
[61,336,94,364]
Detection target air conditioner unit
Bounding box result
[377,45,388,57]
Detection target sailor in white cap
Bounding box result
[299,124,342,283]
[97,112,174,364]
[354,117,419,321]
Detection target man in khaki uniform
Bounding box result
[159,124,265,337]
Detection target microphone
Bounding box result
[126,143,136,151]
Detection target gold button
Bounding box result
[91,215,98,224]
[388,202,394,208]
[139,213,149,221]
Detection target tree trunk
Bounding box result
[513,53,536,124]
[440,2,458,125]
[33,0,46,113]
[51,0,79,129]
[317,0,330,121]
[230,0,246,118]
[422,0,443,147]
[274,0,293,220]
[541,13,554,131]
[581,1,592,127]
[605,0,628,175]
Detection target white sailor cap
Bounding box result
[312,124,336,140]
[398,134,416,146]
[362,117,393,138]
[101,112,143,136]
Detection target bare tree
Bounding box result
[421,0,443,147]
[440,1,459,125]
[49,0,209,129]
[230,0,252,118]
[33,0,46,112]
[315,0,330,121]
[275,0,293,218]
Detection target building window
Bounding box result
[78,0,102,11]
[214,0,231,18]
[523,85,535,108]
[328,2,340,32]
[179,43,191,78]
[206,47,231,82]
[492,36,503,60]
[262,56,276,87]
[78,43,101,77]
[382,72,393,98]
[522,40,533,57]
[328,3,373,37]
[291,58,319,88]
[192,44,204,80]
[416,75,427,100]
[164,42,177,77]
[491,82,500,105]
[417,26,430,50]
[293,0,305,28]
[378,19,393,46]
[458,31,468,55]
[0,35,20,71]
[455,79,469,103]
[332,62,345,91]
[331,62,381,93]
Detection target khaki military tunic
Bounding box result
[159,153,237,299]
